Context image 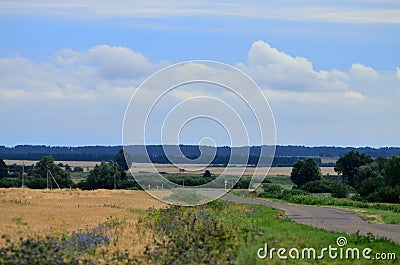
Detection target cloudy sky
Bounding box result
[0,0,399,147]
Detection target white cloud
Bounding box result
[238,40,400,102]
[0,46,165,145]
[235,41,399,146]
[54,45,164,80]
[238,40,349,92]
[350,63,379,79]
[344,90,366,101]
[0,42,399,146]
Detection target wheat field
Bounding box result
[0,188,166,254]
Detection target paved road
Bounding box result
[221,193,400,244]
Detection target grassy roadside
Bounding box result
[326,206,400,224]
[256,191,400,225]
[254,175,400,224]
[138,200,399,264]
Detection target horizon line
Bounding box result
[2,144,399,149]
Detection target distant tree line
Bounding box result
[1,145,399,162]
[144,155,324,167]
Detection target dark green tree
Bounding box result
[384,156,400,186]
[354,163,381,190]
[203,170,212,178]
[64,164,72,172]
[358,177,384,197]
[330,181,349,198]
[334,151,373,188]
[73,166,84,172]
[27,156,74,189]
[115,149,131,171]
[0,156,8,179]
[290,158,321,187]
[83,161,128,189]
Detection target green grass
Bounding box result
[227,202,399,264]
[258,190,400,224]
[165,189,208,205]
[331,207,400,224]
[235,204,399,264]
[264,175,293,189]
[140,200,399,264]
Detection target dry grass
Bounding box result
[0,188,166,255]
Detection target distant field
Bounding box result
[131,163,337,176]
[5,160,100,172]
[5,160,337,176]
[0,188,166,254]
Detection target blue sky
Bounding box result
[0,1,399,147]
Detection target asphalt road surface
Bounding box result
[221,193,400,244]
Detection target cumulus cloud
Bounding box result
[350,63,379,79]
[235,40,399,146]
[238,40,399,100]
[54,45,164,80]
[0,42,399,146]
[0,46,166,146]
[238,40,349,93]
[0,45,164,102]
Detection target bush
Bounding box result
[301,179,333,193]
[141,204,236,264]
[330,181,349,198]
[263,183,282,193]
[0,178,21,188]
[73,166,84,172]
[117,180,142,190]
[366,185,400,203]
[233,177,251,189]
[358,177,384,197]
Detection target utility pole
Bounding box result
[21,161,25,188]
[46,167,49,190]
[113,163,117,189]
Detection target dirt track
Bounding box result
[221,193,400,244]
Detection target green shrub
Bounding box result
[358,177,384,197]
[301,179,333,193]
[0,178,21,188]
[140,204,236,264]
[366,185,400,203]
[330,181,349,198]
